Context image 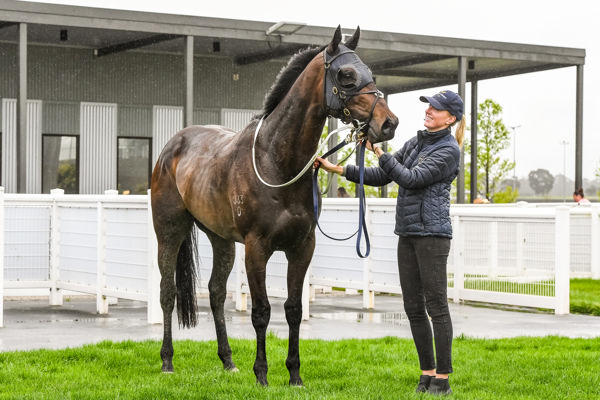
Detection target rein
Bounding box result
[312,136,371,258]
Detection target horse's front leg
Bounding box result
[284,235,315,386]
[244,237,273,386]
[206,232,237,371]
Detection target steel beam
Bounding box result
[369,54,455,72]
[0,21,17,29]
[94,33,181,57]
[234,44,308,65]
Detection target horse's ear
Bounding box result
[326,25,343,55]
[344,26,360,50]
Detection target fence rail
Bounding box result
[2,188,599,327]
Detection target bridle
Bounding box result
[322,46,384,136]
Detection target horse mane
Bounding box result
[255,45,326,120]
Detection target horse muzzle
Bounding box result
[366,113,398,144]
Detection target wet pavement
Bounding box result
[1,292,599,352]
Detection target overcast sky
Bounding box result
[24,0,600,181]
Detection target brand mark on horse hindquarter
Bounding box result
[233,195,244,204]
[233,194,244,216]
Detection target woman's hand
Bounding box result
[314,156,343,175]
[366,141,384,157]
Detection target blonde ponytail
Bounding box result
[452,115,466,148]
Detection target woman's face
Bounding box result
[424,105,456,132]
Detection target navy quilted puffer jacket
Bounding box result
[344,127,460,238]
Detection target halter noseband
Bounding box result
[323,45,384,134]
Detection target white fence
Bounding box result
[2,188,599,327]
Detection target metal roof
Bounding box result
[0,0,585,95]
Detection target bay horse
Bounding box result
[150,26,398,386]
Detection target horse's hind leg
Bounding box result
[152,193,195,373]
[203,229,237,371]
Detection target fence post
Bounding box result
[0,187,5,328]
[489,221,498,279]
[452,215,464,304]
[362,205,374,309]
[96,199,109,314]
[49,189,64,305]
[302,264,310,320]
[147,190,162,323]
[555,206,570,315]
[516,222,525,276]
[234,242,247,312]
[591,207,599,279]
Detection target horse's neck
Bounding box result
[265,106,325,171]
[266,71,326,169]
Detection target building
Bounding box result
[0,0,585,200]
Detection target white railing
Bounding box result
[2,188,599,327]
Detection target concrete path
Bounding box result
[1,293,598,352]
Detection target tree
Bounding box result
[57,163,77,194]
[528,168,554,195]
[463,99,515,202]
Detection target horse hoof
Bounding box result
[256,377,269,387]
[290,378,304,387]
[223,361,238,372]
[161,362,174,373]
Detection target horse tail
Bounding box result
[176,226,199,328]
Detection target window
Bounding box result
[117,137,151,195]
[42,135,79,194]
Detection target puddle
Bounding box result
[310,311,408,326]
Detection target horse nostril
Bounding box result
[382,116,398,139]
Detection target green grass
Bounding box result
[570,278,600,316]
[0,336,599,399]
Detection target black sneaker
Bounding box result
[415,375,433,393]
[428,377,452,395]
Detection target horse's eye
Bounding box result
[337,68,358,89]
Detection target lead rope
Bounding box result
[312,139,370,258]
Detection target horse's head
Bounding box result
[323,26,398,144]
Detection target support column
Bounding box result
[184,35,194,127]
[574,65,584,191]
[456,57,467,204]
[470,81,478,203]
[17,23,27,193]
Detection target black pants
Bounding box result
[397,235,453,374]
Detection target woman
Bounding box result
[316,90,465,395]
[573,188,591,204]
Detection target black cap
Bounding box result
[420,90,464,121]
